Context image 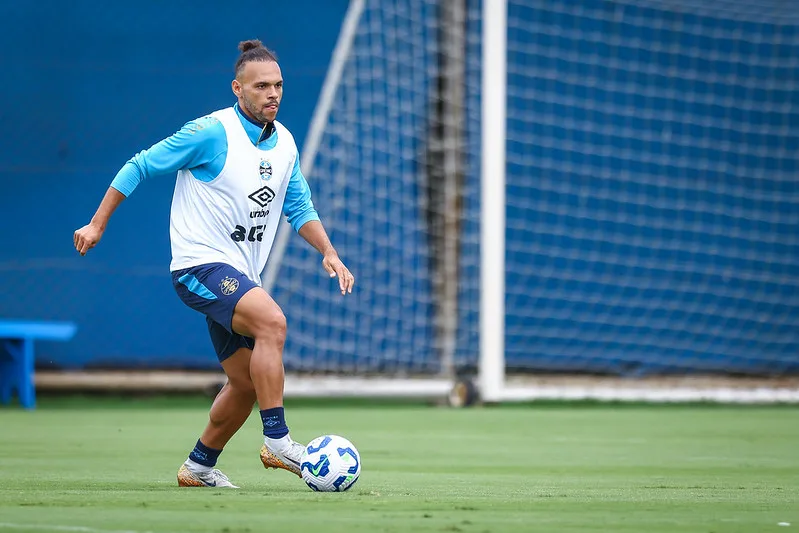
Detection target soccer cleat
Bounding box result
[260,441,305,477]
[177,464,239,488]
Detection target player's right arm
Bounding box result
[74,187,126,256]
[73,116,226,256]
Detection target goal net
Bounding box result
[265,0,799,402]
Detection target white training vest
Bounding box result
[169,107,297,284]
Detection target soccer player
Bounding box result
[73,40,354,488]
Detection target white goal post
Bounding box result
[479,0,507,404]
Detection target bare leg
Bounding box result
[231,287,287,410]
[228,287,305,476]
[200,347,257,450]
[178,348,256,487]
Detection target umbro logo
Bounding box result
[248,186,275,208]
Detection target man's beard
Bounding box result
[243,96,274,123]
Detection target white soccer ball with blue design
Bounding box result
[300,435,361,492]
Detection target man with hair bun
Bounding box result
[74,39,355,488]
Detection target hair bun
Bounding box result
[238,39,263,52]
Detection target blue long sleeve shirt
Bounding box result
[110,103,320,232]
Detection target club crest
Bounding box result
[220,277,239,296]
[259,160,273,180]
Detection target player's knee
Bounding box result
[252,309,287,343]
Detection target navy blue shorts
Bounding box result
[172,262,258,362]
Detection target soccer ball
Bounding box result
[300,435,361,492]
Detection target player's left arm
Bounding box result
[299,221,354,295]
[283,155,354,295]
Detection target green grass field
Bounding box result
[0,396,797,533]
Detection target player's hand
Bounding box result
[73,222,104,256]
[322,252,355,295]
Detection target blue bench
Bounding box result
[0,320,77,409]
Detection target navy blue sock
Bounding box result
[188,439,222,467]
[260,407,289,438]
